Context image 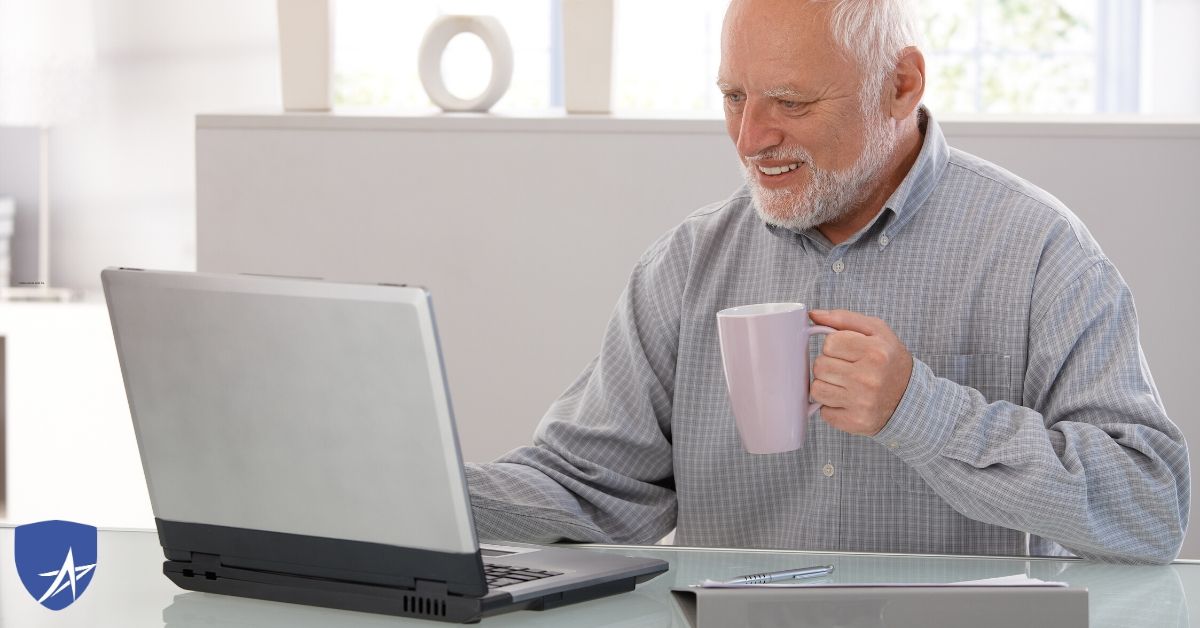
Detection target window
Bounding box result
[333,0,1189,115]
[611,0,730,113]
[918,0,1141,114]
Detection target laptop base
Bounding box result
[164,556,640,624]
[164,557,501,623]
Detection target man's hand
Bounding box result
[807,309,914,437]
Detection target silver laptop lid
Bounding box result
[103,268,478,554]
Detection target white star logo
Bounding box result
[35,547,96,604]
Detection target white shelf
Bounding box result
[196,108,1200,138]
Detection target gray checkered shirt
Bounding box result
[464,111,1190,564]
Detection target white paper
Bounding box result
[698,574,1067,589]
[953,574,1067,587]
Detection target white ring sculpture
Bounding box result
[418,15,514,112]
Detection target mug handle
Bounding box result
[806,325,837,418]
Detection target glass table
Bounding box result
[0,527,1194,627]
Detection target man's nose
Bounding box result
[735,99,783,160]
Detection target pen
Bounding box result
[720,564,834,585]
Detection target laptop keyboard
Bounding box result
[483,563,562,589]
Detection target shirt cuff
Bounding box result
[871,357,968,466]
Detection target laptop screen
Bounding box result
[104,269,478,555]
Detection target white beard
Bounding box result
[743,110,900,232]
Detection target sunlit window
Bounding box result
[333,0,1182,115]
[611,0,730,113]
[918,0,1139,114]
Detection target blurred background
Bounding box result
[0,0,1196,294]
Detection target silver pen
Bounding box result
[720,564,834,585]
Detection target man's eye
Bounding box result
[724,92,745,104]
[779,99,801,109]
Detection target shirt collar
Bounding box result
[763,105,949,248]
[876,105,948,240]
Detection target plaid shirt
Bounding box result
[465,110,1190,564]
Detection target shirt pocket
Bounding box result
[887,353,1016,494]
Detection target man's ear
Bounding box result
[889,46,925,120]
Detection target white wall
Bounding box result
[0,0,279,292]
[196,112,1200,558]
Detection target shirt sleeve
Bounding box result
[463,236,685,545]
[872,257,1190,564]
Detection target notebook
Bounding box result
[102,267,668,623]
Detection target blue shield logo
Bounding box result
[14,520,98,610]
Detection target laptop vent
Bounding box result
[402,594,446,618]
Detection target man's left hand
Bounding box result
[807,309,914,437]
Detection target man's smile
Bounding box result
[748,159,807,188]
[757,162,801,176]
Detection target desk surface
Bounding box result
[1,527,1195,627]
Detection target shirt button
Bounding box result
[888,441,898,450]
[822,463,835,477]
[832,260,845,273]
[879,235,890,247]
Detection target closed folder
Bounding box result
[670,585,1088,628]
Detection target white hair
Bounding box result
[815,0,923,111]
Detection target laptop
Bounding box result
[101,268,668,623]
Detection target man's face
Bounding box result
[718,0,898,231]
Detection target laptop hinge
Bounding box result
[179,551,222,581]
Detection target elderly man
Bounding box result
[465,0,1190,564]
